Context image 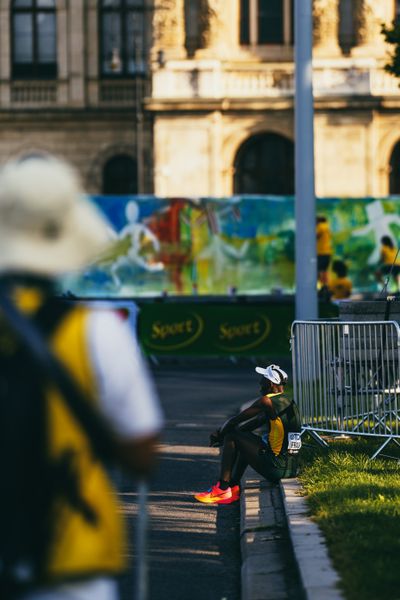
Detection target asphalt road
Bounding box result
[118,365,257,600]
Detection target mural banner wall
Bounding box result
[62,195,400,297]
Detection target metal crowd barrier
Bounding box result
[291,320,400,459]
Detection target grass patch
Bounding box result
[299,437,400,600]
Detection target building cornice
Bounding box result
[145,95,389,113]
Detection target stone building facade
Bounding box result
[0,0,154,194]
[2,1,400,197]
[151,0,400,198]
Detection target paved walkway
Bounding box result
[119,366,246,600]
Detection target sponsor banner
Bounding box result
[137,300,338,356]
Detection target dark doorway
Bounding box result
[389,141,400,195]
[234,133,294,195]
[102,154,137,194]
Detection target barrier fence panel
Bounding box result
[291,320,400,458]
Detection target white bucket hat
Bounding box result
[255,364,288,385]
[0,156,112,275]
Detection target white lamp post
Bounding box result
[295,0,318,320]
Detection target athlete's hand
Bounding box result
[209,429,223,447]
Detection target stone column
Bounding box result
[56,0,68,105]
[0,0,11,106]
[86,0,99,106]
[68,0,85,105]
[209,111,223,195]
[352,0,388,56]
[313,0,341,57]
[152,0,186,60]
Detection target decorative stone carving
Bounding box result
[200,0,224,48]
[353,0,384,47]
[153,0,185,52]
[194,0,232,58]
[353,0,381,45]
[313,0,340,55]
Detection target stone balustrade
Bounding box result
[3,60,400,108]
[10,82,58,105]
[151,59,400,100]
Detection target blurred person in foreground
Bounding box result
[194,365,301,505]
[0,156,163,600]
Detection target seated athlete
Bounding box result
[194,364,302,505]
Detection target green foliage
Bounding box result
[300,437,400,600]
[381,20,400,80]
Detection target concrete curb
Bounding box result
[240,468,292,600]
[280,478,344,600]
[240,473,345,600]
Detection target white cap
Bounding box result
[255,364,288,385]
[0,156,112,275]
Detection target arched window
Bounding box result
[234,133,294,195]
[389,141,400,195]
[12,0,57,79]
[100,0,147,77]
[240,0,293,45]
[102,155,138,194]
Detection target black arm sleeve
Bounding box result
[237,412,266,432]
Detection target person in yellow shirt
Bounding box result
[328,259,352,300]
[375,235,400,292]
[316,215,332,287]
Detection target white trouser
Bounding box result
[20,577,118,600]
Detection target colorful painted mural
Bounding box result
[61,195,400,297]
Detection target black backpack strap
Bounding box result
[277,399,295,419]
[0,292,117,463]
[32,298,73,339]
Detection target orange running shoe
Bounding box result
[194,482,232,504]
[218,485,240,505]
